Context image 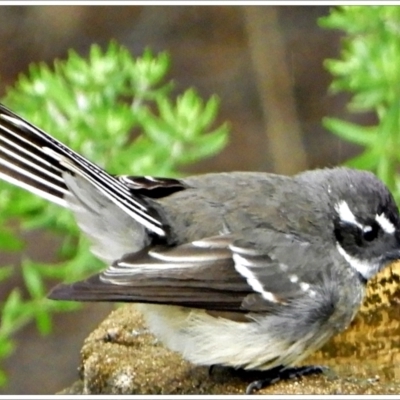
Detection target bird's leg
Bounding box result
[245,365,327,394]
[208,364,217,376]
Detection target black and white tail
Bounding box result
[0,104,166,237]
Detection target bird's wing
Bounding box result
[49,229,336,312]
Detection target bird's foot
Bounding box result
[208,364,217,376]
[246,364,327,394]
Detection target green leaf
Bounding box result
[28,261,67,280]
[0,338,15,359]
[1,289,23,331]
[179,124,229,164]
[197,95,220,131]
[344,149,379,169]
[157,96,178,128]
[34,306,52,336]
[0,229,24,252]
[347,88,388,111]
[138,108,179,145]
[322,117,378,146]
[0,266,13,282]
[22,260,45,299]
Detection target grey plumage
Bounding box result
[1,103,399,377]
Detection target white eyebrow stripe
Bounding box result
[335,201,361,227]
[376,213,396,234]
[334,200,372,233]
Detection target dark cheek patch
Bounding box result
[334,222,362,250]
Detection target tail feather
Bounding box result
[0,108,69,205]
[0,104,167,237]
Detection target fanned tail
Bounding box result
[0,104,166,237]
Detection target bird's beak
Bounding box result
[384,249,400,263]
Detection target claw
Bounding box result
[245,365,327,394]
[208,364,217,376]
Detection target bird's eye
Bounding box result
[362,223,380,242]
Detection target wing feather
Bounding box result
[49,230,332,312]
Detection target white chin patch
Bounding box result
[336,243,378,280]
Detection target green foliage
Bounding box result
[319,6,400,199]
[0,42,229,384]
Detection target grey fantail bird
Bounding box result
[0,103,400,393]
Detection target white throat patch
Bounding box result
[336,243,378,280]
